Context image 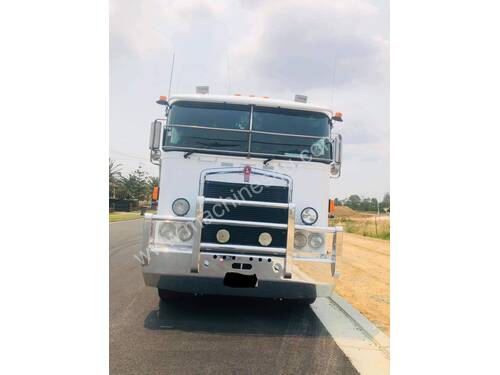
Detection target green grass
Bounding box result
[109,212,143,222]
[333,217,390,240]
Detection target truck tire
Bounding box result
[288,297,316,306]
[157,288,182,301]
[301,297,316,305]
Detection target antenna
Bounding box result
[222,22,232,94]
[168,52,175,98]
[226,47,232,94]
[331,53,337,107]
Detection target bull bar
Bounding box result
[142,195,343,280]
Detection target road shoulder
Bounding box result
[311,296,389,375]
[294,267,389,375]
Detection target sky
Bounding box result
[110,0,389,200]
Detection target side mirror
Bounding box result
[149,120,162,151]
[330,134,342,178]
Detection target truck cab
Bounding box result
[140,93,343,304]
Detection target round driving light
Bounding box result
[258,232,272,247]
[294,232,307,249]
[177,224,193,242]
[308,233,324,249]
[301,207,318,225]
[172,198,190,216]
[159,222,176,240]
[216,229,230,243]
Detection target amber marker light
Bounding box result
[156,95,168,105]
[329,199,335,214]
[333,112,343,122]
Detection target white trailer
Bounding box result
[140,92,344,304]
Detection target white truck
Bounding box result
[140,91,344,304]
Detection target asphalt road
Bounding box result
[110,219,359,375]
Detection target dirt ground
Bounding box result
[297,232,390,335]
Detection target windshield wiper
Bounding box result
[184,151,194,159]
[263,158,274,165]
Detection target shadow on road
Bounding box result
[144,295,331,337]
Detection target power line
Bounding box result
[110,149,149,161]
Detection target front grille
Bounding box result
[201,225,287,248]
[203,181,288,203]
[202,180,289,249]
[203,203,287,224]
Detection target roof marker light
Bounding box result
[234,93,241,96]
[294,94,308,103]
[196,86,209,94]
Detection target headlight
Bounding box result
[294,232,307,248]
[172,198,190,216]
[154,221,195,246]
[158,222,176,240]
[301,207,318,225]
[308,233,324,249]
[177,224,193,242]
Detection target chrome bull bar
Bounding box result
[187,196,343,279]
[190,196,295,278]
[145,201,343,279]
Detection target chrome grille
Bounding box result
[203,180,289,203]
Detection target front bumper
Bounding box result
[140,196,343,299]
[142,248,333,298]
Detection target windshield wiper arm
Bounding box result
[263,158,274,165]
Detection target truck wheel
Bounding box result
[157,288,182,301]
[302,298,316,305]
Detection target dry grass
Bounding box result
[336,216,390,240]
[297,232,390,335]
[333,206,357,217]
[297,207,391,334]
[332,206,390,239]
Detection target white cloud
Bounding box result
[110,0,229,59]
[229,0,388,92]
[109,0,389,198]
[110,0,170,58]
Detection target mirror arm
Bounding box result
[329,133,342,178]
[337,133,342,164]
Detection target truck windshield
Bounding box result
[164,101,332,162]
